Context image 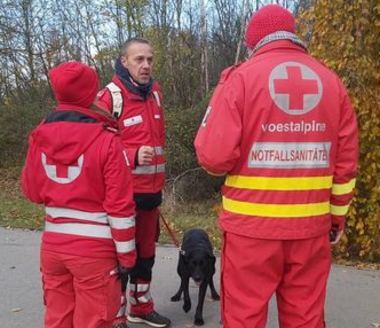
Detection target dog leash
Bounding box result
[158,210,185,255]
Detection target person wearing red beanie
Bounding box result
[195,4,358,328]
[49,61,99,108]
[245,4,296,50]
[22,61,136,328]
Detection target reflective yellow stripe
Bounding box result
[222,196,330,218]
[332,179,356,196]
[330,204,350,216]
[225,175,333,191]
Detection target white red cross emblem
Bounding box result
[268,61,323,115]
[41,153,84,184]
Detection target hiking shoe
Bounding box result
[127,311,171,327]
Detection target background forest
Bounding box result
[0,0,379,262]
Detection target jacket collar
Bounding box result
[251,31,307,55]
[253,40,308,58]
[54,105,119,129]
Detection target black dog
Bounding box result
[171,229,220,326]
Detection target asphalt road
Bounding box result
[1,227,379,328]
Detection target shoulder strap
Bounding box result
[152,90,161,107]
[105,82,123,119]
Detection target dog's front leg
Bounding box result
[172,254,185,302]
[182,276,191,313]
[209,277,220,300]
[194,280,208,326]
[171,284,183,302]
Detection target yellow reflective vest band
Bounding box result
[225,175,333,191]
[332,179,356,196]
[222,196,330,218]
[330,204,350,216]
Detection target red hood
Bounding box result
[32,121,105,165]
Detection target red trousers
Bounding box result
[221,232,331,328]
[129,207,160,315]
[135,207,160,258]
[40,249,121,328]
[113,207,160,326]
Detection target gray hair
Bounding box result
[121,37,152,56]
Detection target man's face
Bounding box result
[121,42,153,85]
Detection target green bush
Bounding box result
[164,94,224,202]
[0,86,54,167]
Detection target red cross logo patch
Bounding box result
[41,153,84,184]
[269,62,322,115]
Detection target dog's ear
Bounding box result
[207,250,216,262]
[183,251,191,263]
[179,251,187,263]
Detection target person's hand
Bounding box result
[330,229,344,245]
[117,265,132,285]
[138,146,154,165]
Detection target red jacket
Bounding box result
[195,41,358,239]
[22,105,136,268]
[97,76,165,194]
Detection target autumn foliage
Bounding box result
[299,0,380,261]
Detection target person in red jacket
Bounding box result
[97,38,170,328]
[194,5,358,328]
[22,61,136,328]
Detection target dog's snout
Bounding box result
[194,275,202,282]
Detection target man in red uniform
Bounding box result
[22,62,136,328]
[98,38,170,328]
[194,5,358,328]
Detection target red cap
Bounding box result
[245,4,295,49]
[49,61,99,108]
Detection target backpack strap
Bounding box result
[152,91,161,107]
[106,82,123,119]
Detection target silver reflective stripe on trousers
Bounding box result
[115,239,135,253]
[138,291,152,303]
[129,283,152,305]
[130,283,150,292]
[116,304,126,318]
[45,221,112,239]
[116,295,127,318]
[46,207,108,224]
[132,164,165,175]
[108,216,135,230]
[154,146,164,156]
[129,291,152,305]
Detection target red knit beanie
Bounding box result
[245,4,295,49]
[49,61,99,108]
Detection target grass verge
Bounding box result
[1,168,379,269]
[0,167,44,230]
[0,167,221,248]
[159,200,221,250]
